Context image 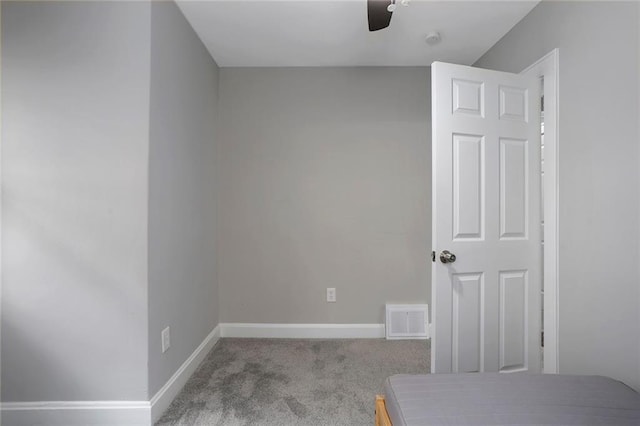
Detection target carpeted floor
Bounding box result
[156,338,430,426]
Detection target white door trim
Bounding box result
[0,4,4,423]
[521,49,559,374]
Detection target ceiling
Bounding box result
[176,0,539,67]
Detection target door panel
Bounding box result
[453,134,484,240]
[432,62,541,374]
[500,138,528,239]
[499,270,527,372]
[452,272,483,373]
[452,79,484,116]
[499,86,528,122]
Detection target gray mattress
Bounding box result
[384,373,640,425]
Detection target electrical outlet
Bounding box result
[162,326,171,353]
[326,287,336,303]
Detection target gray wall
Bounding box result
[217,67,431,324]
[148,1,220,397]
[1,1,151,401]
[475,1,640,390]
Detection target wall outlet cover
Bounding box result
[326,287,336,303]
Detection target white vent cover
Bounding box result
[385,304,429,340]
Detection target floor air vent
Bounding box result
[385,304,429,340]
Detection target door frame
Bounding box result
[520,49,559,374]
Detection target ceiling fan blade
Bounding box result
[367,0,393,32]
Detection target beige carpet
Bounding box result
[156,338,430,426]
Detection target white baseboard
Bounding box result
[150,325,220,423]
[1,325,221,426]
[219,323,385,339]
[0,401,151,426]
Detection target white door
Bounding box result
[431,62,541,374]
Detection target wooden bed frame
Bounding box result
[375,395,392,426]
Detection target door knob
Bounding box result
[439,250,457,264]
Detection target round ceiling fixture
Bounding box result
[425,32,441,46]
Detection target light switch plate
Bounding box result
[162,326,171,353]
